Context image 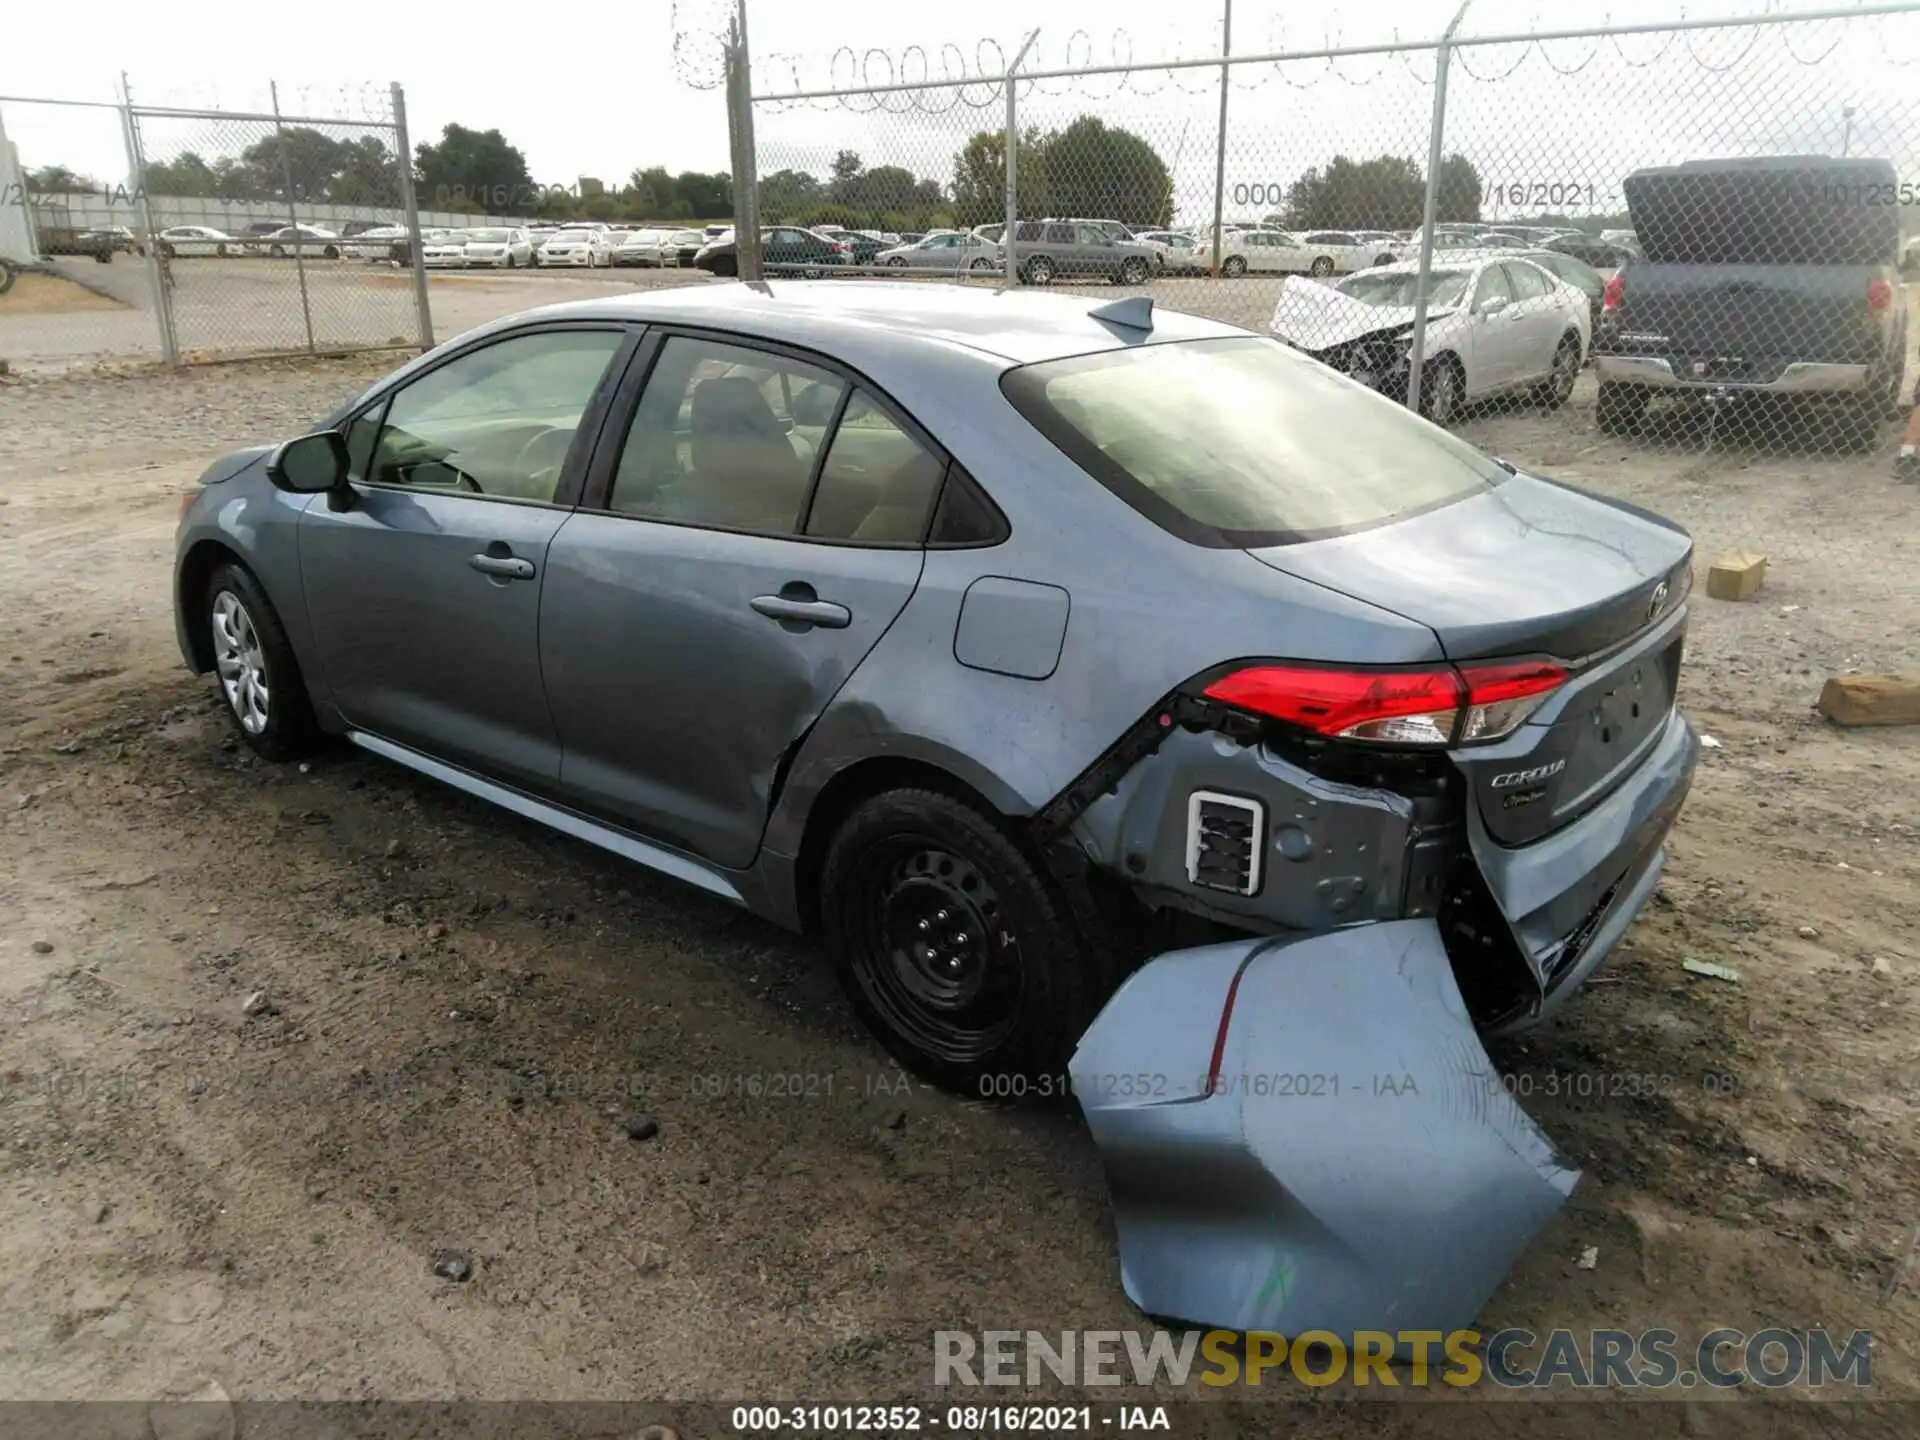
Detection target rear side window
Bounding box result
[1507,262,1554,301]
[804,391,946,543]
[1000,337,1506,548]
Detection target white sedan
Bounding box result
[613,228,674,267]
[420,231,471,269]
[875,230,999,273]
[461,227,534,268]
[257,225,342,259]
[540,228,616,267]
[1269,254,1591,425]
[1134,230,1203,274]
[153,226,233,258]
[1289,230,1401,273]
[1197,229,1342,277]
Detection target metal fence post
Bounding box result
[1210,0,1232,278]
[269,80,317,354]
[728,0,763,282]
[1003,29,1039,289]
[390,81,433,349]
[1406,0,1473,412]
[117,74,176,364]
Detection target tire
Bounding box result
[1024,255,1056,285]
[1538,333,1582,410]
[820,787,1100,1095]
[269,244,286,259]
[1596,381,1648,435]
[0,259,14,295]
[322,245,340,259]
[216,244,229,258]
[1221,255,1247,278]
[95,250,113,264]
[969,257,994,272]
[886,256,908,267]
[204,562,320,763]
[506,254,517,269]
[1310,256,1335,278]
[1117,256,1150,286]
[1419,355,1463,426]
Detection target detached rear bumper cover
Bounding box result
[1070,921,1578,1346]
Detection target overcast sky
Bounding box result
[3,0,1915,219]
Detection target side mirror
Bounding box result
[267,430,351,499]
[1478,294,1509,316]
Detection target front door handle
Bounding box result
[751,593,851,629]
[470,552,536,580]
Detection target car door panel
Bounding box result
[302,494,569,788]
[299,324,634,792]
[1467,265,1519,395]
[539,330,940,869]
[541,521,922,865]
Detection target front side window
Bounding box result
[1001,337,1506,547]
[609,337,846,535]
[366,329,624,504]
[1474,266,1516,309]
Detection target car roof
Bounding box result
[497,279,1248,366]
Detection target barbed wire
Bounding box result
[729,3,1909,110]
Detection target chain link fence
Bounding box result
[1,80,432,370]
[742,3,1920,524]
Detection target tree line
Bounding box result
[27,116,1569,235]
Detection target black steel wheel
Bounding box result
[820,788,1101,1096]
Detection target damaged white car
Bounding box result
[1271,255,1591,424]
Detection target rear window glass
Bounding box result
[1000,337,1506,547]
[1624,162,1899,265]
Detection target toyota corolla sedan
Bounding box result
[174,283,1696,1341]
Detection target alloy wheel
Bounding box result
[211,590,271,735]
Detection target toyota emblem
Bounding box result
[1648,580,1670,621]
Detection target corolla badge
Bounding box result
[1490,759,1567,789]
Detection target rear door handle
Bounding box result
[470,552,536,580]
[751,594,851,629]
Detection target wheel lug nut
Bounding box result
[917,919,930,933]
[954,933,968,946]
[935,909,949,923]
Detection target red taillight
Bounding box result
[1202,659,1568,747]
[1602,272,1625,312]
[1868,277,1893,312]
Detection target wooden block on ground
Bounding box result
[1818,674,1920,727]
[1706,553,1767,601]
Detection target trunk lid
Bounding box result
[1246,473,1693,845]
[1609,157,1897,372]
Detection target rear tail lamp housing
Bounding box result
[1201,659,1568,748]
[1601,271,1625,312]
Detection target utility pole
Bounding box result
[1209,0,1232,279]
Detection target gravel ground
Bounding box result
[0,330,1917,1435]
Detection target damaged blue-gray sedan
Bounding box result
[173,281,1697,1342]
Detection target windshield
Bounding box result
[1336,269,1471,308]
[467,229,511,243]
[431,231,470,244]
[1001,337,1506,547]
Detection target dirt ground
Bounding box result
[0,343,1917,1436]
[0,273,128,317]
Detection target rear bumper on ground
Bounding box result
[1594,355,1870,393]
[1071,920,1578,1346]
